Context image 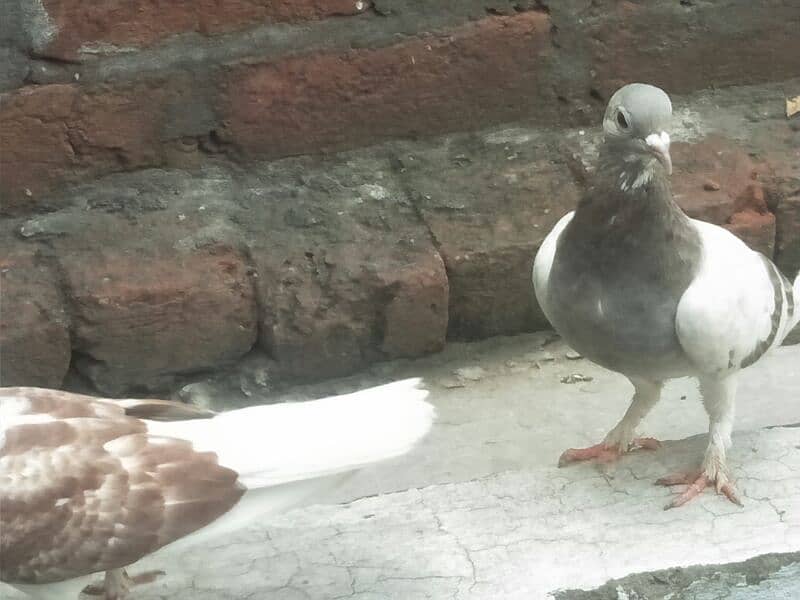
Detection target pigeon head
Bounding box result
[602,83,673,175]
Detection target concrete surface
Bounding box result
[3,334,800,599]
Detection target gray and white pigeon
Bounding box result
[533,83,800,508]
[0,379,434,599]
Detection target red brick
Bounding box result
[726,211,777,259]
[245,156,449,380]
[220,12,554,157]
[774,182,800,279]
[585,1,800,99]
[41,0,367,60]
[4,12,565,212]
[44,212,258,394]
[380,251,449,358]
[1,85,80,212]
[671,136,775,256]
[255,243,448,379]
[396,129,582,340]
[0,242,71,388]
[0,81,188,215]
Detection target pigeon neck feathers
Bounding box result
[598,139,666,193]
[572,139,690,242]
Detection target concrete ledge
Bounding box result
[2,335,798,599]
[8,426,794,600]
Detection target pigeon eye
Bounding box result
[616,111,629,129]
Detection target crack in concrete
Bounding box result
[416,493,480,598]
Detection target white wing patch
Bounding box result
[0,396,32,418]
[676,220,793,375]
[532,211,574,323]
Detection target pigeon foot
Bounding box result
[657,470,742,509]
[83,569,165,599]
[558,437,660,467]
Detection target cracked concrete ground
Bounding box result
[3,334,800,599]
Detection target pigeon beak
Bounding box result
[645,131,672,175]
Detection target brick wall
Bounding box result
[1,1,799,393]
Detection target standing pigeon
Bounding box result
[0,379,434,599]
[533,83,800,508]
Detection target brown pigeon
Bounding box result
[1,379,434,598]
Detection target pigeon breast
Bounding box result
[545,161,702,378]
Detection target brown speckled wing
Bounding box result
[0,387,245,585]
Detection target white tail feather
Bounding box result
[146,378,434,489]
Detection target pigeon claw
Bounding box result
[657,471,743,509]
[82,569,166,599]
[558,437,661,467]
[631,437,661,451]
[558,443,619,467]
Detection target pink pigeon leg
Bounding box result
[558,379,662,467]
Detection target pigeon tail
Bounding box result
[140,378,433,550]
[146,378,434,489]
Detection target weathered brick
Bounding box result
[16,169,258,394]
[776,175,800,345]
[774,183,800,279]
[0,77,215,215]
[39,0,368,60]
[240,154,449,380]
[7,161,448,389]
[63,242,257,395]
[762,124,800,280]
[0,240,71,388]
[396,127,581,340]
[7,5,800,212]
[220,12,554,158]
[381,252,449,358]
[578,0,800,100]
[671,136,775,257]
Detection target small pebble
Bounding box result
[541,333,561,346]
[565,350,582,360]
[524,352,553,363]
[703,180,721,191]
[440,378,466,389]
[178,382,215,411]
[455,366,486,381]
[561,373,593,384]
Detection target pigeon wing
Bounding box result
[532,210,575,324]
[675,220,798,375]
[0,388,244,585]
